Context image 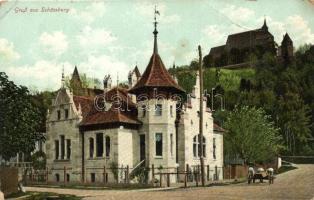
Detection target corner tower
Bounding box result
[129,8,185,177]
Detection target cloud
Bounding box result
[0,38,20,62]
[77,26,116,49]
[39,31,68,56]
[70,2,106,24]
[79,54,130,85]
[261,15,314,47]
[5,60,73,90]
[5,53,131,90]
[220,5,255,22]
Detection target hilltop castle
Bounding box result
[207,19,294,67]
[45,19,224,184]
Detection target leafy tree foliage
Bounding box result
[171,44,314,156]
[224,106,282,164]
[0,72,43,160]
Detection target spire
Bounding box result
[61,65,65,88]
[262,16,268,31]
[153,6,160,54]
[72,65,81,82]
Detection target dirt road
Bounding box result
[26,164,314,200]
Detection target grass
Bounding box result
[175,67,255,93]
[277,165,297,174]
[27,183,157,191]
[6,191,81,200]
[25,192,81,200]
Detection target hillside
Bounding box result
[172,67,255,94]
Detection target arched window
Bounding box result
[193,134,206,158]
[89,138,94,158]
[105,136,110,157]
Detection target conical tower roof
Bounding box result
[282,33,292,43]
[129,15,185,95]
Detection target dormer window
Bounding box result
[64,109,69,119]
[57,110,61,120]
[155,104,162,116]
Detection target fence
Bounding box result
[153,164,223,188]
[24,164,224,188]
[223,164,248,179]
[281,156,314,164]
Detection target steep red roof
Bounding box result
[129,53,185,94]
[73,96,94,118]
[76,87,140,129]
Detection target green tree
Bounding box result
[0,72,43,161]
[224,106,282,164]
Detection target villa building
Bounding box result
[45,21,224,183]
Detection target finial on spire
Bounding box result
[117,72,119,86]
[153,5,160,54]
[61,65,65,88]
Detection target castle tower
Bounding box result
[128,8,185,174]
[280,33,294,64]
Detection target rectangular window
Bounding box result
[170,105,173,117]
[96,133,104,157]
[55,140,59,160]
[60,135,65,159]
[155,104,162,116]
[57,110,61,120]
[64,109,69,119]
[155,133,163,156]
[66,139,71,159]
[105,136,110,157]
[213,138,216,159]
[170,133,173,157]
[89,138,94,158]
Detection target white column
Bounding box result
[65,138,68,160]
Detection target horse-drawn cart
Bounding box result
[248,168,274,184]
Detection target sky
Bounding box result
[0,0,314,91]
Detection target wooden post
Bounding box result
[215,166,218,180]
[159,173,162,187]
[184,172,187,188]
[152,164,155,180]
[176,167,179,182]
[206,165,209,181]
[103,166,106,184]
[186,164,189,182]
[46,167,49,184]
[126,165,129,184]
[198,45,205,187]
[167,173,170,187]
[64,166,66,184]
[195,170,198,187]
[31,168,34,182]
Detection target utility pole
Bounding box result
[198,45,205,186]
